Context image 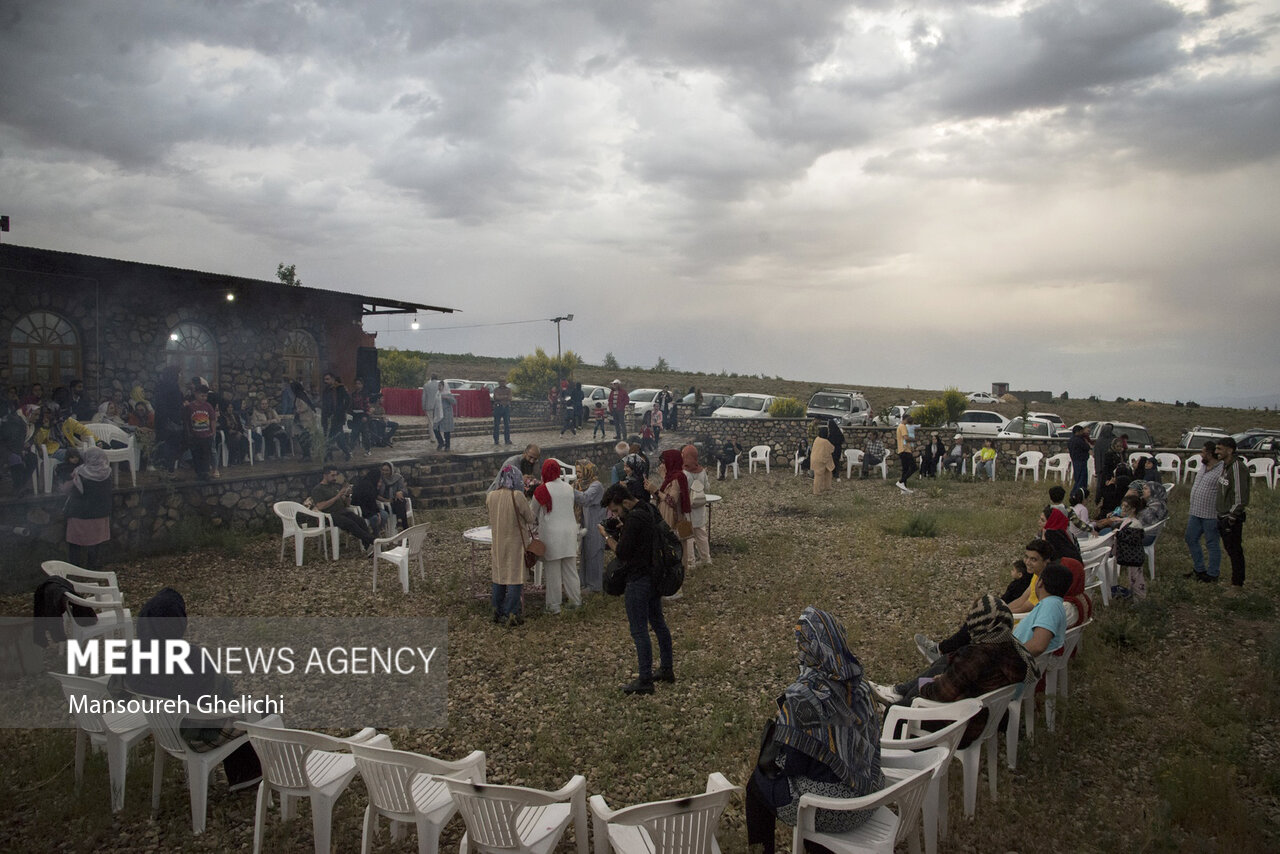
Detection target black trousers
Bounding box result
[1219,512,1246,586]
[745,776,837,854]
[898,451,917,485]
[331,510,374,547]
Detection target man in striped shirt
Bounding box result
[1184,441,1224,583]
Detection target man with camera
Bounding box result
[306,465,376,556]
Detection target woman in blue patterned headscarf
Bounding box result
[622,452,650,502]
[745,606,883,853]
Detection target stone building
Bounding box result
[0,244,452,404]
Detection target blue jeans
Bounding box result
[977,459,995,480]
[1184,515,1220,577]
[491,583,522,618]
[1071,457,1090,497]
[623,575,672,681]
[492,405,511,444]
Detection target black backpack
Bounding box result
[648,503,685,596]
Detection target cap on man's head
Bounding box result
[610,379,621,386]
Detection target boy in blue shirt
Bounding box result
[1013,562,1071,656]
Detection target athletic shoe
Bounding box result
[655,667,676,684]
[622,679,655,695]
[915,633,941,663]
[1197,574,1219,584]
[867,680,902,706]
[896,482,912,493]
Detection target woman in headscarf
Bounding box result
[622,452,651,503]
[825,417,845,482]
[1092,423,1115,495]
[351,467,387,535]
[810,427,835,495]
[63,446,112,570]
[533,458,581,614]
[124,587,265,790]
[868,595,1035,748]
[572,460,606,593]
[486,465,535,626]
[682,445,712,568]
[1041,507,1082,563]
[1060,559,1093,628]
[652,448,691,532]
[1096,462,1133,516]
[746,607,883,853]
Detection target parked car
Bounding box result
[461,380,499,393]
[1179,426,1230,449]
[966,392,1002,405]
[949,410,1010,437]
[806,389,872,426]
[1027,411,1068,435]
[879,403,926,426]
[1233,429,1280,450]
[681,391,730,417]
[581,384,610,411]
[1089,421,1154,448]
[997,416,1058,439]
[626,388,663,417]
[710,393,777,418]
[444,378,470,391]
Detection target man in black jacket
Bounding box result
[1067,424,1092,498]
[599,482,674,695]
[320,372,352,463]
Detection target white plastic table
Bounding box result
[463,525,543,598]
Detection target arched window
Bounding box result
[165,322,218,385]
[283,328,320,393]
[9,311,81,387]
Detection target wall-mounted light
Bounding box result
[169,332,180,341]
[225,292,236,302]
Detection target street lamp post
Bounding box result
[550,314,574,362]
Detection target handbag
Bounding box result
[676,519,694,540]
[603,558,627,596]
[1113,522,1145,567]
[511,492,545,570]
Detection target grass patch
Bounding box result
[899,512,939,538]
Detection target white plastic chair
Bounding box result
[717,454,740,480]
[445,775,589,854]
[1247,457,1275,489]
[1042,453,1069,482]
[1081,550,1110,608]
[35,442,55,494]
[1009,623,1088,758]
[1162,482,1176,499]
[1128,451,1148,470]
[880,700,981,854]
[971,451,995,480]
[747,445,771,474]
[793,449,806,476]
[84,422,140,486]
[352,744,486,854]
[61,587,133,646]
[589,772,740,854]
[552,459,576,482]
[1143,518,1169,580]
[237,720,389,854]
[1182,454,1203,483]
[791,750,944,854]
[917,683,1018,819]
[1013,451,1043,482]
[50,671,155,813]
[1154,453,1181,481]
[132,692,281,834]
[274,501,335,566]
[371,522,430,593]
[41,560,121,599]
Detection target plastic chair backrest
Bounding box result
[239,721,346,790]
[131,691,194,757]
[354,744,484,816]
[883,698,981,753]
[42,560,121,592]
[617,787,736,854]
[1017,451,1043,466]
[749,445,769,460]
[402,523,430,556]
[445,778,573,850]
[85,422,129,445]
[50,671,113,735]
[970,684,1019,745]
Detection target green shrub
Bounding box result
[769,397,805,417]
[912,400,947,427]
[900,512,939,538]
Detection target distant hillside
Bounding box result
[395,350,1279,447]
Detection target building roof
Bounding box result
[0,243,457,316]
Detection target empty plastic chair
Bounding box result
[352,743,486,854]
[589,772,741,854]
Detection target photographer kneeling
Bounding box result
[600,482,674,695]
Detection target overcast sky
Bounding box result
[2,0,1278,404]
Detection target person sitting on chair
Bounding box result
[306,465,375,555]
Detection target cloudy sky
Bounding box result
[2,0,1278,404]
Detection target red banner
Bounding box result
[380,387,492,418]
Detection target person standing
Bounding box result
[63,447,112,570]
[599,482,674,695]
[608,380,630,441]
[491,379,513,445]
[1216,438,1250,591]
[810,427,835,495]
[533,459,581,614]
[1067,424,1093,498]
[421,374,443,449]
[1185,441,1223,583]
[486,465,534,626]
[681,444,712,568]
[825,417,845,481]
[571,381,586,429]
[895,415,917,493]
[320,372,352,462]
[185,385,218,480]
[153,365,185,475]
[1092,423,1115,495]
[437,381,457,450]
[573,460,606,593]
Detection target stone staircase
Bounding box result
[406,458,493,510]
[395,415,554,443]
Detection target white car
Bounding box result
[626,388,663,417]
[710,393,777,418]
[879,403,925,426]
[950,410,1010,437]
[966,392,1002,405]
[997,416,1059,439]
[581,384,610,411]
[444,378,470,391]
[1089,421,1154,449]
[1027,411,1068,436]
